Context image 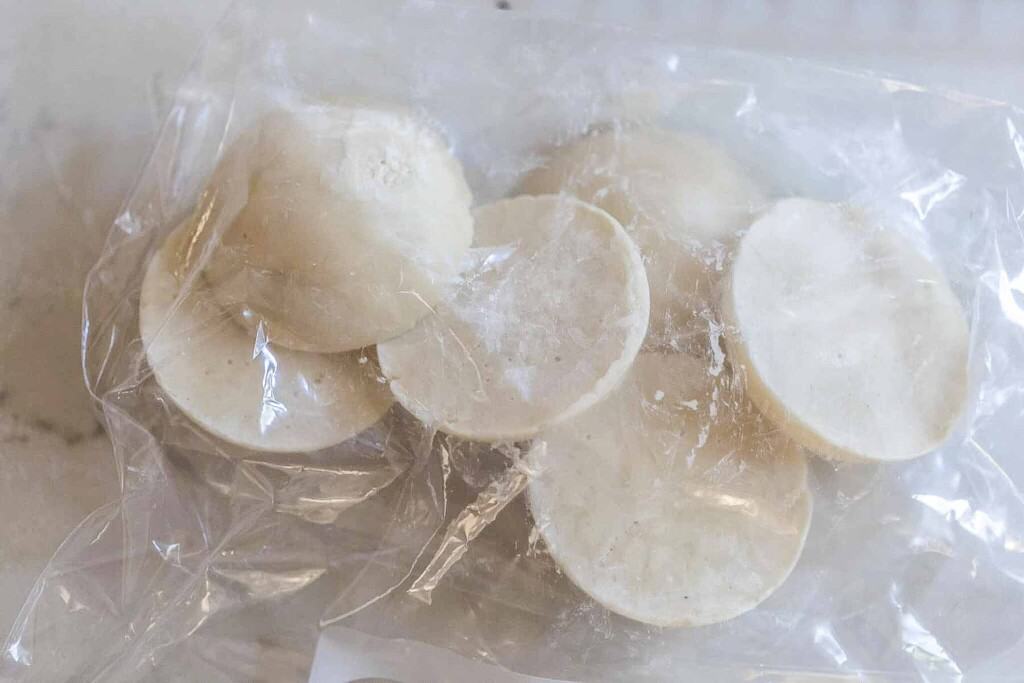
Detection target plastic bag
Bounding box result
[5,1,1024,680]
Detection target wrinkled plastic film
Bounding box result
[407,444,532,605]
[2,1,1024,681]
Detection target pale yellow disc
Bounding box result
[377,195,649,442]
[528,352,811,627]
[203,102,474,352]
[521,127,765,347]
[722,198,969,463]
[140,223,393,453]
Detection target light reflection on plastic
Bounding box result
[899,169,966,220]
[408,460,529,604]
[705,316,726,377]
[212,568,327,596]
[252,322,287,432]
[899,608,962,678]
[887,584,962,678]
[1011,192,1024,225]
[735,88,758,120]
[997,262,1024,329]
[5,639,29,666]
[174,581,215,639]
[151,540,182,564]
[478,244,517,272]
[912,494,1006,545]
[57,585,87,613]
[181,189,217,275]
[812,623,849,667]
[1007,118,1024,173]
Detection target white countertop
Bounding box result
[1,0,1022,668]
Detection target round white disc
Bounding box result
[722,198,969,463]
[520,127,765,347]
[377,194,649,442]
[203,102,474,352]
[527,352,811,627]
[140,223,393,453]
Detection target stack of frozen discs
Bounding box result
[138,103,970,628]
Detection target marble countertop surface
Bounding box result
[1,0,1022,671]
[0,0,230,638]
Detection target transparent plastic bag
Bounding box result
[5,1,1024,680]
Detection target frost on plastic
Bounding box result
[5,1,1024,680]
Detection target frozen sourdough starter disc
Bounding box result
[377,195,649,442]
[140,222,393,453]
[528,352,811,627]
[722,198,969,463]
[521,127,765,347]
[203,102,474,353]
